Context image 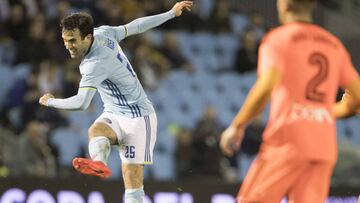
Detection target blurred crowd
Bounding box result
[0,0,359,184]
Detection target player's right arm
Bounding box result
[39,88,96,110]
[97,1,192,42]
[39,63,107,111]
[220,34,284,156]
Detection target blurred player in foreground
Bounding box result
[220,0,360,202]
[39,1,192,202]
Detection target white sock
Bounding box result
[124,187,144,203]
[88,136,111,165]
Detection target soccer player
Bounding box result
[220,0,360,202]
[39,1,192,202]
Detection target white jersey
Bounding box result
[80,26,154,118]
[48,10,175,118]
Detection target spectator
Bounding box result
[1,66,40,131]
[37,59,63,95]
[246,11,266,42]
[132,38,170,90]
[233,31,259,74]
[161,1,206,32]
[5,3,29,42]
[192,105,223,179]
[0,125,18,177]
[175,127,195,179]
[118,0,143,23]
[0,22,16,65]
[14,14,49,64]
[208,0,231,33]
[0,0,11,21]
[159,32,194,72]
[45,25,69,64]
[17,120,56,178]
[62,60,82,98]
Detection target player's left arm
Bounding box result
[125,1,192,37]
[109,1,192,41]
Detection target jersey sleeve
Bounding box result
[47,88,96,110]
[94,10,175,43]
[79,62,108,90]
[257,34,286,76]
[94,25,127,42]
[338,46,359,88]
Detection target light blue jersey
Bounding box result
[48,10,175,118]
[80,26,154,118]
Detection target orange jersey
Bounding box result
[258,22,359,162]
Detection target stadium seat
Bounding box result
[50,127,83,168]
[230,14,250,35]
[0,65,14,107]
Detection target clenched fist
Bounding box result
[171,1,193,17]
[39,93,55,106]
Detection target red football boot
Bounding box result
[72,157,112,179]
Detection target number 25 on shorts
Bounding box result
[125,145,135,158]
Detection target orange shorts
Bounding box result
[237,144,335,203]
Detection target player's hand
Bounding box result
[342,89,360,112]
[220,125,244,157]
[341,89,351,103]
[39,93,55,106]
[171,1,193,17]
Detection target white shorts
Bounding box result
[94,112,157,164]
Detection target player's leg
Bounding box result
[237,144,308,203]
[73,113,120,178]
[120,113,157,203]
[88,122,118,157]
[122,164,145,203]
[287,161,334,203]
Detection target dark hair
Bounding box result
[60,12,94,39]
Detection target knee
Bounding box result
[88,124,102,139]
[88,123,117,144]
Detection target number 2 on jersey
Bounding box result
[305,52,329,102]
